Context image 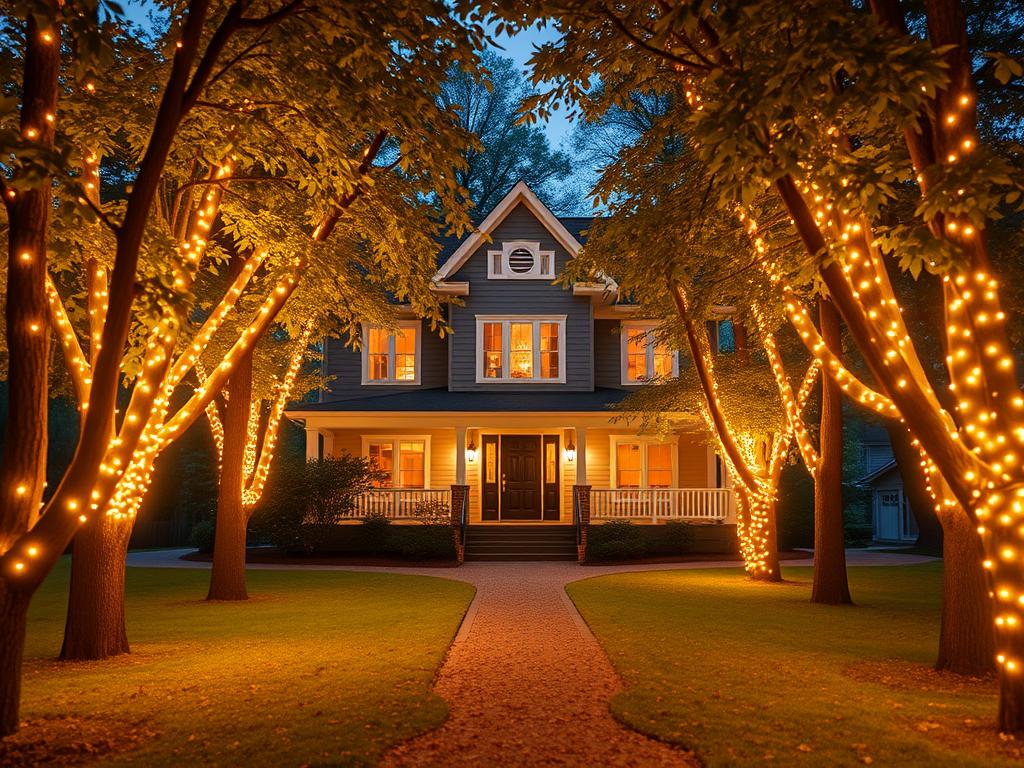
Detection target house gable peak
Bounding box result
[434,181,583,282]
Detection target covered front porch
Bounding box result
[288,405,736,527]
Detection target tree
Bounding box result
[439,49,574,214]
[485,0,1021,730]
[0,0,478,733]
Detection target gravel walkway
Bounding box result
[381,562,696,768]
[127,549,936,767]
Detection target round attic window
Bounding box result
[507,247,535,274]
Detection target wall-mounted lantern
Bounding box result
[466,437,478,463]
[565,437,576,463]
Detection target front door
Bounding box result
[500,435,542,520]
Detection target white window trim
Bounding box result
[360,435,432,489]
[487,240,555,280]
[609,435,679,489]
[620,321,679,386]
[475,314,567,384]
[360,321,421,386]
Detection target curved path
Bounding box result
[128,549,935,766]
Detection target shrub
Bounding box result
[251,453,385,552]
[587,520,646,561]
[389,524,456,560]
[411,498,450,526]
[359,512,392,551]
[660,520,696,552]
[190,518,216,554]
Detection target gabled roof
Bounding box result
[856,459,900,487]
[434,181,586,281]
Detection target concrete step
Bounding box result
[463,552,578,562]
[465,541,577,552]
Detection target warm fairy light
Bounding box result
[16,484,27,496]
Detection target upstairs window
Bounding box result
[621,322,678,385]
[362,322,420,384]
[487,241,555,280]
[476,315,566,383]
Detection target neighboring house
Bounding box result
[857,427,919,544]
[285,181,734,531]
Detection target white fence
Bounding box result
[590,488,732,523]
[349,488,451,519]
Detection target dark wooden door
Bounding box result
[500,435,542,520]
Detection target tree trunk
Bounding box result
[934,507,995,675]
[0,585,30,736]
[811,300,852,604]
[884,422,943,552]
[761,495,783,582]
[60,517,132,660]
[207,348,254,601]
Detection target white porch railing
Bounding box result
[590,488,732,523]
[349,488,451,519]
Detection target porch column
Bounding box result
[305,428,319,461]
[455,425,467,486]
[321,431,334,459]
[574,426,587,486]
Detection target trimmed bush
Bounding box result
[389,524,457,560]
[190,518,216,554]
[587,520,646,561]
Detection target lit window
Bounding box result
[364,438,429,488]
[616,443,642,488]
[399,441,425,488]
[613,438,677,488]
[362,323,419,384]
[483,322,503,378]
[510,322,533,378]
[622,323,676,384]
[647,444,673,488]
[368,442,394,487]
[475,316,565,383]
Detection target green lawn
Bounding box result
[10,561,474,767]
[568,564,1010,768]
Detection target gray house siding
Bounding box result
[320,319,448,401]
[448,204,594,392]
[594,319,624,389]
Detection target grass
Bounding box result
[11,559,474,767]
[567,563,1012,768]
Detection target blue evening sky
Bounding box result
[487,21,574,150]
[122,3,576,151]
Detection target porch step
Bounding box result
[463,525,578,562]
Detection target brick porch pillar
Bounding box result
[450,484,469,565]
[573,485,591,564]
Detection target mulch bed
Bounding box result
[0,716,154,767]
[181,548,460,568]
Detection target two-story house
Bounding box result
[285,182,735,536]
